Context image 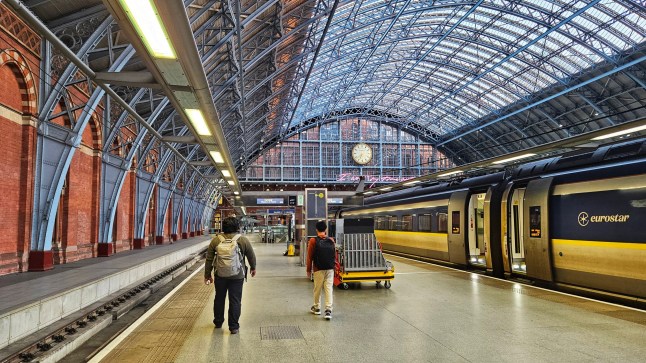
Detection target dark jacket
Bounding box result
[306,233,336,273]
[204,233,256,280]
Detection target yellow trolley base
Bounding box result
[336,269,395,290]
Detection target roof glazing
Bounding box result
[289,0,646,137]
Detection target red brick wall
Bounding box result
[164,198,172,241]
[0,116,35,274]
[114,171,135,252]
[0,15,40,274]
[53,124,100,263]
[0,65,23,110]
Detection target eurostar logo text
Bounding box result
[577,211,629,227]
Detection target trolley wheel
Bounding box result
[384,281,391,289]
[376,281,382,288]
[340,283,349,290]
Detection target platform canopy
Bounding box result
[22,0,646,173]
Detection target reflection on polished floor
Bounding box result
[92,237,646,363]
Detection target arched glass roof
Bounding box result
[22,0,646,175]
[291,0,646,138]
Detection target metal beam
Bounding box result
[438,55,646,146]
[161,135,199,144]
[94,71,160,88]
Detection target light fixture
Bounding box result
[438,170,463,177]
[591,124,646,140]
[233,191,239,195]
[185,109,211,136]
[364,191,376,195]
[221,170,231,177]
[118,0,176,59]
[492,153,536,164]
[403,180,420,186]
[210,151,224,163]
[379,187,392,191]
[227,180,235,186]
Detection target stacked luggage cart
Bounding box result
[334,233,394,289]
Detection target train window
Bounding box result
[388,216,398,230]
[401,215,413,231]
[437,213,448,233]
[419,214,432,231]
[375,216,387,230]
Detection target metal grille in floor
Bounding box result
[260,326,304,340]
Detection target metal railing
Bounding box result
[341,233,387,271]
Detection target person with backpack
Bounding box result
[306,220,336,320]
[204,217,256,334]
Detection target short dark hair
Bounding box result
[315,220,327,232]
[222,217,239,233]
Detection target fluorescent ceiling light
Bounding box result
[227,180,235,186]
[210,151,224,164]
[234,191,239,195]
[403,180,420,186]
[185,109,211,136]
[591,124,646,140]
[364,191,376,195]
[221,170,231,177]
[492,153,536,164]
[438,170,463,177]
[119,0,176,59]
[380,187,392,191]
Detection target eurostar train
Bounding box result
[339,138,646,304]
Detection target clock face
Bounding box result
[352,143,373,165]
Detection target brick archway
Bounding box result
[0,49,37,116]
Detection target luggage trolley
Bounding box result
[335,233,395,289]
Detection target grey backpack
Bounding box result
[216,234,243,277]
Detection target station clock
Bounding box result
[351,143,373,165]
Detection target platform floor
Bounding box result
[0,237,210,316]
[91,240,646,363]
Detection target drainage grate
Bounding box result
[260,326,304,340]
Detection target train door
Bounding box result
[509,188,527,274]
[467,193,486,266]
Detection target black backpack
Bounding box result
[313,237,336,270]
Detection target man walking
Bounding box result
[205,217,256,334]
[306,220,336,320]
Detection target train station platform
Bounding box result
[89,239,646,363]
[0,236,211,359]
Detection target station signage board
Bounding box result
[257,198,284,205]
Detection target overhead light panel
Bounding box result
[221,170,231,177]
[185,109,211,136]
[591,124,646,140]
[227,180,235,186]
[403,180,420,186]
[234,191,239,195]
[379,187,392,191]
[364,191,376,195]
[492,153,536,164]
[438,170,463,177]
[119,0,176,59]
[210,151,224,164]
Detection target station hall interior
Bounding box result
[0,0,645,362]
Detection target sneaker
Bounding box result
[324,310,332,320]
[230,329,239,334]
[310,306,321,315]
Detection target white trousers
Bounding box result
[313,269,334,311]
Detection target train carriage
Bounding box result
[340,138,646,304]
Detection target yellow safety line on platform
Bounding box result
[88,267,203,363]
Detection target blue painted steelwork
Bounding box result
[32,24,134,251]
[438,54,646,146]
